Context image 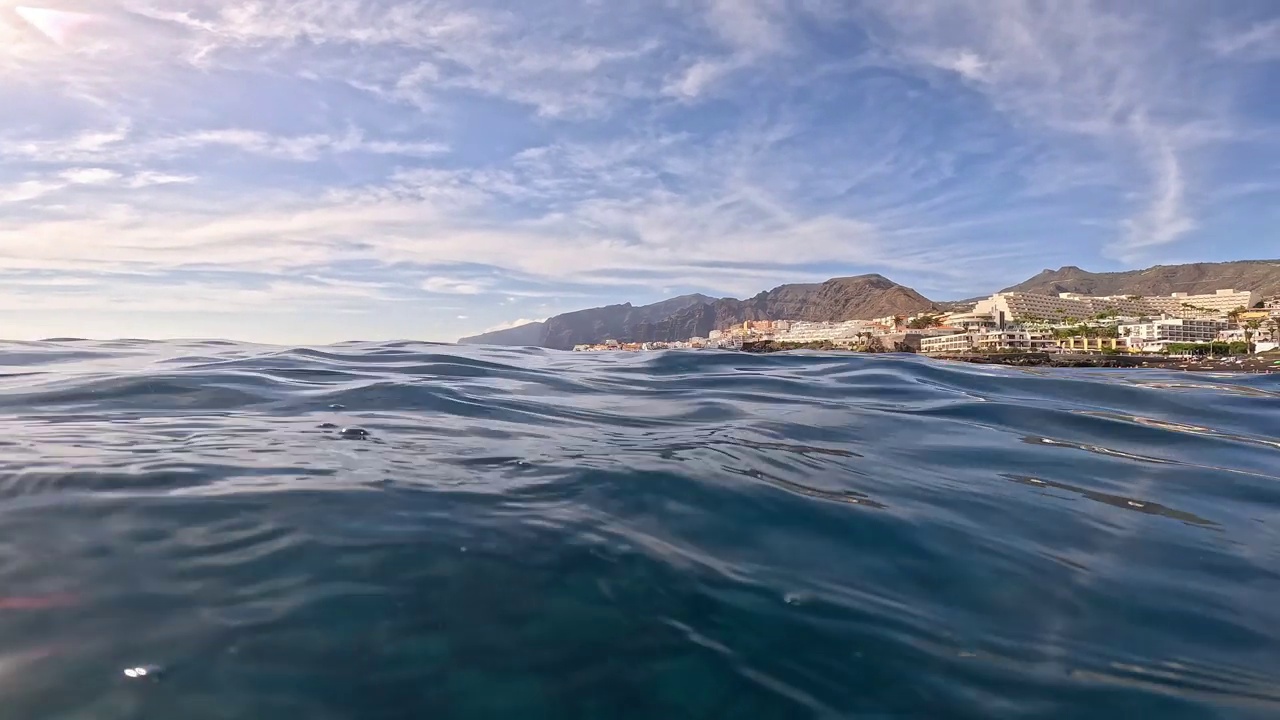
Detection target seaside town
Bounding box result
[572,288,1280,358]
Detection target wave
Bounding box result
[0,340,1277,718]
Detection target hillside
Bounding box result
[1003,261,1280,299]
[459,276,933,349]
[458,294,714,348]
[629,275,934,345]
[461,260,1280,349]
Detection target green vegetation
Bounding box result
[1164,341,1251,356]
[1049,323,1118,340]
[907,314,942,329]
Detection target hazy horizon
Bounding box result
[2,1,1278,343]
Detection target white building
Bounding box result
[973,292,1146,326]
[773,320,874,343]
[971,289,1260,327]
[920,333,976,354]
[1119,318,1228,352]
[973,330,1057,352]
[919,330,1055,354]
[1140,289,1260,316]
[946,311,999,332]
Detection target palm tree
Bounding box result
[1245,318,1263,351]
[1228,306,1246,325]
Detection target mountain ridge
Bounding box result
[459,260,1280,348]
[1001,260,1280,297]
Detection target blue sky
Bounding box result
[1,0,1277,343]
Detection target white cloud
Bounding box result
[0,165,192,205]
[704,0,787,53]
[482,317,546,333]
[129,171,197,188]
[60,167,122,184]
[665,59,738,99]
[935,49,988,81]
[422,276,486,295]
[864,0,1222,258]
[3,125,446,165]
[0,272,406,314]
[0,180,63,203]
[1208,18,1280,61]
[1120,123,1195,256]
[13,6,94,46]
[0,0,1273,343]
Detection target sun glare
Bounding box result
[14,5,91,46]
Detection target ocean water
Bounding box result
[1,340,1278,720]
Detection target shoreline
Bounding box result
[739,342,1280,373]
[931,352,1279,373]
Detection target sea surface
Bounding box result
[1,340,1278,719]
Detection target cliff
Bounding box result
[1002,261,1280,299]
[461,260,1280,349]
[460,275,934,349]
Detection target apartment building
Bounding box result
[1058,337,1121,352]
[919,333,975,354]
[1139,289,1260,316]
[946,311,1000,331]
[971,289,1260,327]
[1119,318,1228,351]
[973,330,1057,352]
[972,292,1145,326]
[919,330,1056,354]
[773,320,874,343]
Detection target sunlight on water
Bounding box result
[0,339,1277,719]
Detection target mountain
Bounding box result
[1002,261,1280,299]
[461,260,1280,349]
[458,294,715,348]
[459,276,933,349]
[540,294,718,350]
[459,320,548,347]
[629,275,934,344]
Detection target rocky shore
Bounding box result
[933,353,1280,373]
[740,342,1280,373]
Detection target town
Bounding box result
[572,288,1280,357]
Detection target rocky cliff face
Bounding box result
[458,294,714,347]
[460,260,1280,349]
[541,294,716,349]
[460,275,934,349]
[1002,261,1280,299]
[629,275,934,345]
[456,320,548,347]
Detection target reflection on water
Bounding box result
[0,340,1278,719]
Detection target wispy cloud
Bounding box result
[1208,17,1280,61]
[482,317,546,333]
[0,0,1275,341]
[858,0,1260,259]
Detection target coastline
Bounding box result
[739,342,1280,373]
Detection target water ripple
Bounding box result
[0,340,1277,719]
